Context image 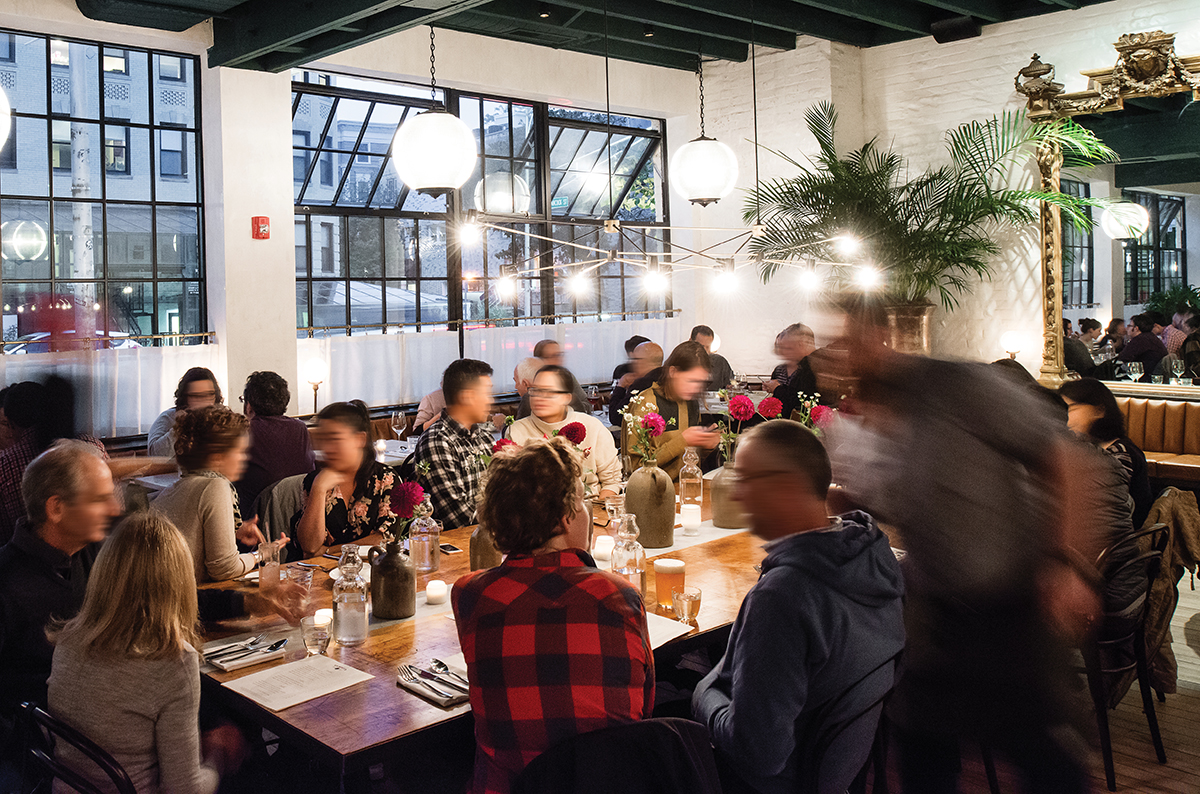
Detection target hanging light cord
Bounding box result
[697,53,706,138]
[750,0,761,225]
[429,26,437,103]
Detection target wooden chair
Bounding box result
[1085,524,1169,791]
[18,702,136,794]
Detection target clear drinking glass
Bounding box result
[391,410,406,440]
[1172,359,1185,383]
[284,566,313,592]
[409,517,442,573]
[1128,362,1144,380]
[301,614,332,656]
[258,540,280,589]
[1152,375,1164,384]
[671,585,702,623]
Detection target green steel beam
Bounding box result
[780,0,931,34]
[908,0,1004,22]
[541,0,797,50]
[648,0,889,48]
[1114,158,1200,189]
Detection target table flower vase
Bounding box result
[626,458,674,548]
[470,524,503,571]
[367,540,416,620]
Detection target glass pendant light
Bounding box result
[671,54,738,207]
[1100,201,1150,239]
[391,27,477,196]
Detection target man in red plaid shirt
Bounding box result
[452,438,653,794]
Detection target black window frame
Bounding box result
[1123,190,1187,306]
[1061,179,1094,308]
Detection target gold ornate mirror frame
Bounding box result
[1015,31,1200,384]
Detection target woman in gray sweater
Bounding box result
[48,512,238,793]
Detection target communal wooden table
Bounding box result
[199,493,764,790]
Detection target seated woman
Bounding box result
[451,438,653,794]
[623,341,721,480]
[148,367,223,458]
[291,401,396,557]
[152,406,283,583]
[48,512,239,794]
[508,365,620,500]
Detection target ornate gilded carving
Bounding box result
[1037,138,1064,385]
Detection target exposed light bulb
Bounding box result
[496,275,516,299]
[834,235,861,257]
[1000,331,1022,357]
[568,273,591,296]
[714,270,737,291]
[643,270,668,294]
[459,219,482,245]
[855,266,881,289]
[798,268,822,291]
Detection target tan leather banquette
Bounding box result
[1116,396,1200,482]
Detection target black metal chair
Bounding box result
[1085,524,1169,792]
[18,702,136,794]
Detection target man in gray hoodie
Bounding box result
[692,420,905,794]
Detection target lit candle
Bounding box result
[314,608,334,625]
[680,504,702,535]
[592,534,615,561]
[374,439,388,459]
[425,580,448,605]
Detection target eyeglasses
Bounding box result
[727,469,795,485]
[187,390,217,400]
[529,388,569,398]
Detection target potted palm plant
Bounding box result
[745,102,1117,353]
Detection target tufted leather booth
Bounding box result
[1115,396,1200,482]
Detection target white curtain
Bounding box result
[0,344,221,438]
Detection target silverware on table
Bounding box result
[430,658,470,687]
[205,634,265,659]
[416,667,468,693]
[398,664,454,698]
[221,638,288,663]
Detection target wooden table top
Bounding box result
[199,493,764,774]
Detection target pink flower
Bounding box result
[352,500,370,520]
[641,413,667,438]
[559,422,587,445]
[728,395,755,422]
[811,405,835,428]
[758,396,783,420]
[492,438,517,454]
[389,481,425,520]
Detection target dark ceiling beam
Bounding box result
[1079,109,1200,162]
[648,0,889,48]
[541,0,797,51]
[908,0,1005,22]
[1114,158,1200,190]
[209,0,492,69]
[1033,0,1081,7]
[470,0,749,61]
[780,0,932,34]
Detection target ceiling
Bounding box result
[75,0,1122,73]
[1076,94,1200,189]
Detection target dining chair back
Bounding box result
[18,702,136,794]
[254,473,307,549]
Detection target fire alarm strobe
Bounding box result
[251,216,270,239]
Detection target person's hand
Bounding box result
[682,426,721,449]
[618,373,637,389]
[763,379,782,393]
[235,517,265,548]
[312,468,339,497]
[491,413,507,431]
[202,723,249,776]
[247,579,308,626]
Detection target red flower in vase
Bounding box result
[758,396,783,420]
[641,413,667,437]
[728,395,755,422]
[559,422,587,445]
[811,405,836,428]
[390,481,425,519]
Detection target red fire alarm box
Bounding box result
[251,216,270,239]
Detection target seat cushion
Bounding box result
[1147,453,1200,483]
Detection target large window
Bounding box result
[0,32,203,349]
[1124,190,1186,305]
[1061,179,1093,308]
[292,71,670,336]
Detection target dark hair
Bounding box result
[533,339,560,359]
[1058,378,1126,442]
[1106,318,1126,335]
[740,419,833,499]
[173,367,223,411]
[534,364,573,395]
[173,405,249,473]
[1062,317,1072,328]
[989,358,1038,389]
[1132,314,1155,334]
[443,359,493,405]
[1187,314,1200,332]
[1148,311,1169,329]
[782,322,815,340]
[5,378,79,453]
[624,335,651,355]
[479,437,582,555]
[4,381,44,432]
[316,400,375,495]
[690,325,715,341]
[1079,318,1102,334]
[243,371,290,417]
[657,341,711,390]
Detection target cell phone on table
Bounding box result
[440,543,463,554]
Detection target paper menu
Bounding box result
[222,655,373,712]
[645,611,693,649]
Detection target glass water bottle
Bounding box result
[332,544,369,647]
[610,515,647,596]
[678,447,703,536]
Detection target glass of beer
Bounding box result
[653,559,686,611]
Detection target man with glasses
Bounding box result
[609,341,664,426]
[147,367,224,459]
[692,420,904,794]
[515,340,591,420]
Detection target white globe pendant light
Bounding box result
[671,56,738,206]
[390,27,477,196]
[473,170,531,214]
[1100,201,1151,240]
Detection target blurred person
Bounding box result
[1182,313,1200,378]
[415,387,446,433]
[152,406,286,583]
[1118,314,1167,381]
[508,366,620,500]
[403,360,494,529]
[691,324,735,391]
[292,401,396,556]
[148,367,223,458]
[1152,311,1186,357]
[830,297,1098,794]
[764,332,793,392]
[516,340,590,420]
[623,341,720,480]
[693,420,904,794]
[1077,318,1102,346]
[609,341,664,426]
[1173,307,1195,335]
[771,323,821,418]
[0,387,13,452]
[612,334,651,383]
[236,371,315,518]
[1062,325,1095,376]
[513,357,541,397]
[452,438,653,794]
[1060,378,1152,531]
[47,512,237,794]
[1097,318,1126,355]
[1063,317,1074,338]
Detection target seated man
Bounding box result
[612,335,651,383]
[513,357,540,399]
[1118,313,1168,381]
[515,340,591,420]
[237,370,316,518]
[609,341,663,426]
[1152,311,1186,357]
[404,359,496,529]
[691,325,735,391]
[693,420,905,794]
[452,438,653,793]
[771,323,821,418]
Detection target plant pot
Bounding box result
[470,525,503,571]
[625,462,675,548]
[367,540,416,620]
[885,302,936,356]
[711,465,748,529]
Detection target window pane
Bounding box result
[363,103,407,150]
[6,36,47,116]
[156,205,200,278]
[513,103,535,159]
[106,204,153,279]
[1,199,51,279]
[339,155,385,207]
[153,54,195,128]
[420,221,447,278]
[291,93,335,154]
[52,201,103,279]
[323,98,371,151]
[295,281,310,330]
[384,280,418,325]
[419,281,450,327]
[482,100,511,157]
[349,280,383,328]
[1,117,49,197]
[50,41,100,119]
[384,217,416,279]
[347,216,382,278]
[155,129,196,201]
[2,282,43,347]
[294,218,308,277]
[103,48,149,124]
[157,280,203,336]
[108,281,153,337]
[310,280,347,328]
[399,185,446,213]
[310,216,344,276]
[51,122,103,200]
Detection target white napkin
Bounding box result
[396,657,470,708]
[209,646,288,671]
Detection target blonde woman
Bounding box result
[47,512,239,793]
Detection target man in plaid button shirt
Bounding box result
[403,359,496,530]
